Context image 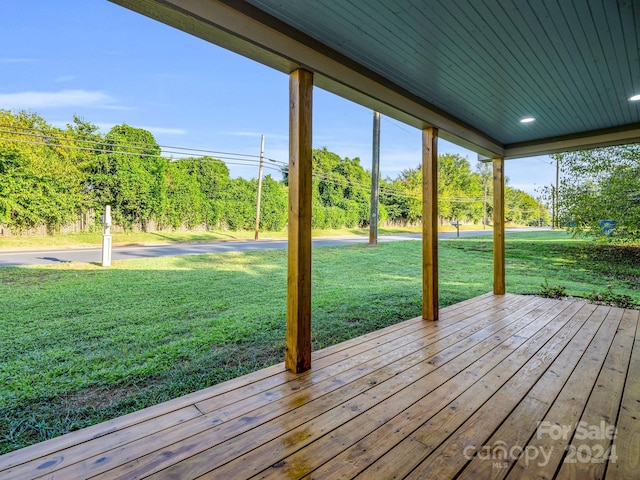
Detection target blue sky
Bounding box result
[1,0,556,196]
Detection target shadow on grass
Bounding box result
[2,235,638,454]
[0,242,437,453]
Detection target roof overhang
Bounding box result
[109,0,640,159]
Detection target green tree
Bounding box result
[310,147,373,228]
[89,124,166,230]
[258,175,288,231]
[438,154,483,222]
[391,166,422,223]
[65,115,103,171]
[163,161,206,229]
[174,157,230,228]
[379,177,410,224]
[0,110,84,232]
[221,178,256,230]
[381,154,486,225]
[505,187,541,225]
[382,155,545,227]
[554,145,640,240]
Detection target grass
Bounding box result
[1,230,638,454]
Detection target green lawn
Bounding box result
[1,230,638,454]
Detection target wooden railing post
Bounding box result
[286,68,313,372]
[493,157,506,295]
[422,127,438,320]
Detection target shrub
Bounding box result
[538,279,567,300]
[586,285,637,309]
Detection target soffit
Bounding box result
[110,0,640,158]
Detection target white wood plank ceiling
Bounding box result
[111,0,640,159]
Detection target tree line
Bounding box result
[0,110,547,234]
[0,111,288,233]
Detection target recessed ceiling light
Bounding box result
[520,117,535,123]
[629,94,640,101]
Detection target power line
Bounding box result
[0,125,287,166]
[381,116,415,136]
[311,172,492,203]
[535,156,553,165]
[0,132,287,176]
[0,125,543,213]
[0,136,286,175]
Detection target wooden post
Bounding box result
[493,157,506,295]
[286,68,313,372]
[422,127,438,320]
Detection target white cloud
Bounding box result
[0,89,125,109]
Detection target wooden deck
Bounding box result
[1,293,638,479]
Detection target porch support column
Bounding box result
[493,157,506,295]
[422,127,438,320]
[286,68,313,373]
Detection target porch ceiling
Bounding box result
[110,0,640,159]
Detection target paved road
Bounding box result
[0,228,548,267]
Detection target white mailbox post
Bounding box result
[101,205,112,267]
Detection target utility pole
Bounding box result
[551,185,556,229]
[477,160,491,230]
[254,134,265,240]
[369,111,380,246]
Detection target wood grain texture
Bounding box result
[422,127,439,320]
[556,308,636,479]
[286,68,313,373]
[493,157,505,295]
[1,295,637,480]
[505,306,623,480]
[605,309,640,480]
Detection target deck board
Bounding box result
[1,294,637,480]
[556,308,637,479]
[605,308,640,480]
